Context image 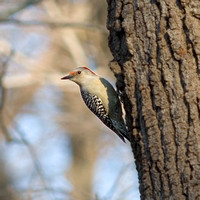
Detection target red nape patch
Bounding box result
[83,67,97,75]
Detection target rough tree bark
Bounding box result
[107,0,200,199]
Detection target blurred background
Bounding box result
[0,0,139,200]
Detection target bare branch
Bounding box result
[0,51,14,109]
[0,19,107,34]
[104,164,132,200]
[0,50,14,141]
[7,113,56,200]
[0,0,43,20]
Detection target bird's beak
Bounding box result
[61,74,73,80]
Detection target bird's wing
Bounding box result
[81,91,127,142]
[111,119,130,142]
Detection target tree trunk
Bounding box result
[107,0,200,199]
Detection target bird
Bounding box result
[61,67,130,142]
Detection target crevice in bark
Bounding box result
[135,75,155,199]
[182,16,200,74]
[164,32,178,63]
[197,97,200,119]
[148,74,170,199]
[175,0,185,11]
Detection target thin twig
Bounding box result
[0,19,108,34]
[104,163,132,200]
[0,50,14,110]
[0,56,55,198]
[0,0,43,19]
[0,50,14,141]
[10,116,56,200]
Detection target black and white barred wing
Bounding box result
[81,91,126,142]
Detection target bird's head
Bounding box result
[61,67,97,86]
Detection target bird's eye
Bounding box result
[77,71,81,74]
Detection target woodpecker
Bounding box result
[61,67,130,142]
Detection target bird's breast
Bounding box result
[81,78,122,119]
